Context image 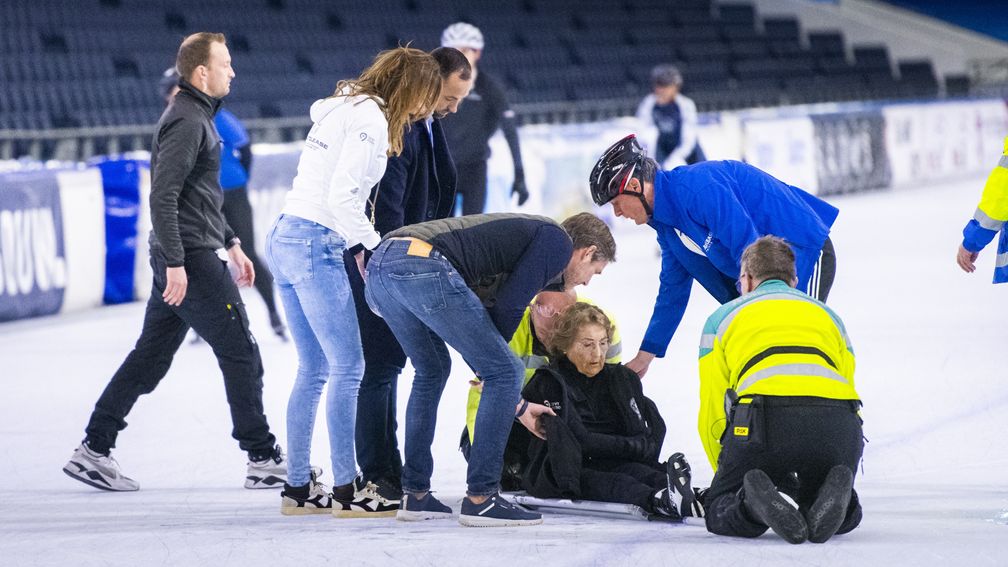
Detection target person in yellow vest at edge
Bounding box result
[698,235,863,544]
[956,137,1008,282]
[459,289,622,491]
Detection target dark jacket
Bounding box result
[149,79,236,267]
[386,213,572,340]
[442,71,524,174]
[520,361,667,498]
[368,117,457,235]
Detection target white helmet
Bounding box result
[441,22,484,50]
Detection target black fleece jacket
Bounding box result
[149,79,236,267]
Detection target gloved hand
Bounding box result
[624,434,657,461]
[511,174,529,206]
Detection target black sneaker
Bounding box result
[397,491,453,521]
[280,475,332,515]
[743,469,808,544]
[806,465,854,543]
[352,474,402,505]
[458,493,543,527]
[666,452,697,517]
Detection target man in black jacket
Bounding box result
[440,23,529,214]
[344,47,473,506]
[365,212,615,526]
[63,33,286,492]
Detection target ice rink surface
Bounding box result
[2,174,1007,566]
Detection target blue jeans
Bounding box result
[265,214,363,487]
[365,239,523,496]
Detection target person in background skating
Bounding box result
[459,289,623,491]
[956,136,1008,280]
[698,236,862,544]
[364,212,616,526]
[520,303,703,522]
[588,134,839,379]
[265,47,442,517]
[345,47,473,510]
[63,32,287,492]
[440,22,529,214]
[636,64,706,170]
[160,67,287,342]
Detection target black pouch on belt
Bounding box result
[729,398,764,445]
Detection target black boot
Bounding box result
[742,469,808,544]
[806,465,854,543]
[666,452,698,517]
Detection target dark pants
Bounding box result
[580,459,666,512]
[704,397,863,538]
[455,159,488,215]
[84,248,276,458]
[222,187,278,317]
[809,236,837,303]
[344,251,405,484]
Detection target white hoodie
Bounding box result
[281,94,387,249]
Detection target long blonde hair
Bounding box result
[334,47,441,156]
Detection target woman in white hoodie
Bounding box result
[265,47,441,516]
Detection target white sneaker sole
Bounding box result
[458,514,543,527]
[62,464,139,492]
[396,509,454,521]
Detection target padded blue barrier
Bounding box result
[93,158,144,304]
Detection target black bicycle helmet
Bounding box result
[589,134,647,206]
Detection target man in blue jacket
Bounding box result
[342,47,473,509]
[589,134,838,378]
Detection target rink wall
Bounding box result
[0,97,1005,322]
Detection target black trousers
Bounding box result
[84,248,276,458]
[455,159,488,216]
[704,397,863,538]
[222,187,278,317]
[344,251,405,483]
[579,459,666,512]
[808,236,837,303]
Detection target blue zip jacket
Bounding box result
[641,160,839,357]
[214,108,249,190]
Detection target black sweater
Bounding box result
[149,79,235,267]
[386,213,571,340]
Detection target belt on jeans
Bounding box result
[389,236,434,258]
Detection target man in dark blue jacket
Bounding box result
[589,134,839,378]
[342,47,473,507]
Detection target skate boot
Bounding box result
[742,469,808,544]
[245,444,287,489]
[62,442,139,492]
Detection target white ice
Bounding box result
[2,174,1007,566]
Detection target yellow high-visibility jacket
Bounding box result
[698,280,859,470]
[464,298,622,442]
[962,136,1008,283]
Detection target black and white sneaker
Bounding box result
[459,493,543,527]
[666,452,698,517]
[397,491,453,521]
[806,465,854,543]
[743,469,808,544]
[332,493,399,518]
[353,474,402,506]
[62,443,139,492]
[245,444,287,489]
[281,472,333,515]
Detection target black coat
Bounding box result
[520,361,667,498]
[367,117,457,237]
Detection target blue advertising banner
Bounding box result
[0,170,67,321]
[95,159,143,304]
